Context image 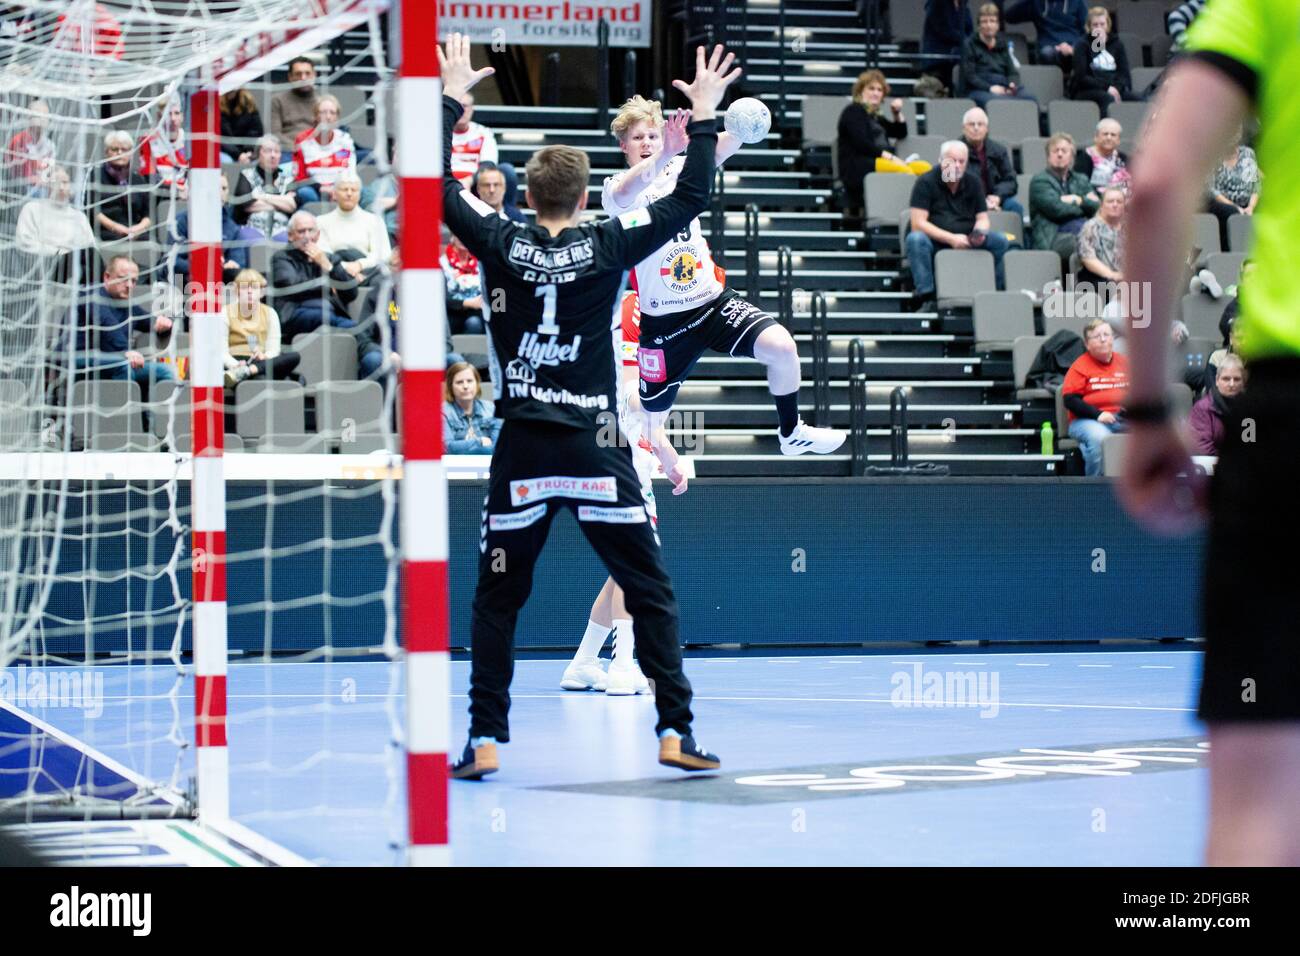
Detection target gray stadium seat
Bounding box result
[1227,214,1252,253]
[314,380,385,446]
[234,379,306,441]
[480,381,495,403]
[1149,34,1174,68]
[987,210,1023,246]
[1041,290,1101,338]
[1130,66,1163,93]
[973,291,1035,351]
[1101,432,1128,477]
[1169,382,1196,420]
[922,98,976,138]
[894,135,946,165]
[1004,249,1060,297]
[1180,292,1231,341]
[1105,101,1150,138]
[1117,2,1171,39]
[1019,137,1050,176]
[865,172,917,228]
[1013,335,1052,400]
[0,378,37,450]
[1205,252,1247,288]
[249,242,285,279]
[1053,386,1080,455]
[150,378,189,444]
[889,0,926,41]
[1190,213,1221,263]
[1016,173,1032,213]
[69,379,146,449]
[935,249,995,308]
[1047,100,1101,145]
[324,84,367,123]
[293,330,358,385]
[801,95,848,147]
[986,99,1040,144]
[1018,65,1064,105]
[1116,32,1146,69]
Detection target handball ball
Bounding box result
[724,97,771,144]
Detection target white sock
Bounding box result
[611,618,634,668]
[574,620,610,662]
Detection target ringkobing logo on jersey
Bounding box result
[659,243,702,294]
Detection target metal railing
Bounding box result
[775,245,794,330]
[888,385,908,466]
[848,337,869,475]
[810,291,831,427]
[710,168,727,267]
[743,203,760,303]
[596,19,611,130]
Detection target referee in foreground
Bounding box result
[1120,0,1300,865]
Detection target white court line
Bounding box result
[1015,663,1050,667]
[1141,665,1176,669]
[1077,664,1113,668]
[490,694,1197,713]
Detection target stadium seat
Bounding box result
[987,210,1023,246]
[1117,2,1172,40]
[864,172,917,228]
[801,95,848,148]
[1042,290,1101,338]
[1019,137,1049,175]
[894,135,945,165]
[922,98,975,138]
[1004,249,1060,296]
[235,379,307,442]
[1130,66,1163,94]
[973,291,1035,351]
[1227,214,1252,253]
[315,380,384,445]
[1101,432,1128,477]
[1205,252,1247,289]
[293,330,359,385]
[1012,334,1052,400]
[935,249,995,308]
[69,379,146,449]
[323,84,366,123]
[1116,32,1146,69]
[0,379,35,450]
[1181,292,1232,341]
[986,99,1040,144]
[249,241,286,279]
[888,0,926,41]
[1149,33,1175,68]
[1052,386,1080,455]
[1190,213,1222,263]
[1047,100,1101,145]
[1018,65,1064,105]
[1016,173,1032,212]
[1106,101,1149,136]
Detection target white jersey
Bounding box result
[601,156,725,317]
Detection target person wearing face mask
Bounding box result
[315,171,391,285]
[291,94,356,206]
[837,70,932,212]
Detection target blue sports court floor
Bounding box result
[1,649,1209,866]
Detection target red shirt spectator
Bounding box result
[140,101,189,188]
[4,99,53,187]
[292,95,355,200]
[1063,324,1130,422]
[450,92,499,184]
[54,3,124,59]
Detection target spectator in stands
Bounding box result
[16,165,95,257]
[76,255,174,394]
[906,140,1013,309]
[1189,354,1244,456]
[1206,128,1260,249]
[271,56,320,152]
[1029,133,1099,265]
[960,4,1037,108]
[1074,118,1131,193]
[167,174,246,284]
[1166,0,1206,52]
[361,149,399,242]
[315,171,390,287]
[450,92,499,185]
[4,98,54,192]
[222,268,301,387]
[270,210,359,339]
[89,130,152,241]
[219,88,265,165]
[1069,6,1135,109]
[231,134,297,241]
[1076,186,1125,287]
[921,0,973,89]
[838,70,931,211]
[139,97,189,190]
[1004,0,1088,68]
[960,107,1023,219]
[292,94,356,206]
[353,249,460,381]
[53,3,123,59]
[442,226,486,335]
[1062,318,1128,475]
[443,361,500,455]
[472,161,526,224]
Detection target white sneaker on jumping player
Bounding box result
[779,419,846,456]
[605,662,651,696]
[560,658,608,692]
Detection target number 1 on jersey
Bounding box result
[535,284,559,335]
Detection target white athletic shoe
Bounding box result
[779,419,846,456]
[560,659,608,692]
[605,663,651,696]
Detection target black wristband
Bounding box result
[1122,401,1170,424]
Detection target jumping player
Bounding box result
[560,291,668,696]
[603,95,846,461]
[437,35,737,779]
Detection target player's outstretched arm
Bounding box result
[672,44,742,122]
[437,34,504,257]
[439,32,495,102]
[716,131,744,166]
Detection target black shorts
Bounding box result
[636,288,779,412]
[1198,356,1300,722]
